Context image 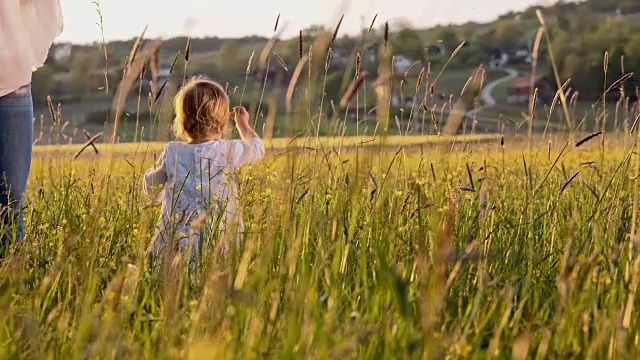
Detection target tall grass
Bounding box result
[2,9,640,359]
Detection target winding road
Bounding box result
[465,67,518,118]
[481,68,519,106]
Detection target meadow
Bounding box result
[3,10,640,360]
[3,131,640,359]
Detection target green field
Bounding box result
[3,131,640,358]
[32,134,502,157]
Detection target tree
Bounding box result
[573,6,598,33]
[69,52,97,95]
[625,34,640,68]
[217,40,243,74]
[302,25,327,41]
[550,28,572,63]
[561,53,587,83]
[492,19,524,50]
[394,26,424,61]
[31,65,55,105]
[432,27,459,52]
[335,35,356,53]
[619,0,640,14]
[279,38,301,64]
[587,0,620,12]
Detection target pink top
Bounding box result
[0,0,64,97]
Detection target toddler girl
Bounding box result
[143,76,264,261]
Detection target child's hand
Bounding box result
[232,106,258,140]
[233,106,250,129]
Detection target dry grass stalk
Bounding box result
[384,22,389,47]
[535,11,572,129]
[73,132,103,160]
[576,132,603,147]
[529,87,538,119]
[273,52,288,72]
[184,37,191,62]
[340,71,367,108]
[442,100,466,136]
[245,51,255,76]
[82,129,100,154]
[149,46,160,96]
[460,76,473,97]
[368,14,378,33]
[285,54,309,113]
[47,96,57,124]
[325,48,333,72]
[111,39,162,139]
[375,42,393,133]
[450,41,466,59]
[548,78,572,117]
[416,67,425,92]
[264,72,282,140]
[126,26,148,73]
[402,62,418,80]
[606,73,634,95]
[169,51,181,74]
[331,15,344,45]
[274,13,280,32]
[154,80,168,104]
[298,30,303,59]
[431,42,468,92]
[259,28,286,70]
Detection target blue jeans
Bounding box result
[0,84,33,254]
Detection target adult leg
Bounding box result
[0,84,34,256]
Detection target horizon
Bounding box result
[57,0,560,45]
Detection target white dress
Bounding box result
[143,137,265,259]
[0,0,64,96]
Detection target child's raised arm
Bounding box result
[143,148,168,204]
[229,106,265,167]
[233,106,258,141]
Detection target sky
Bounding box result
[58,0,556,44]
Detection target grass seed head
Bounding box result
[416,67,425,92]
[325,48,333,72]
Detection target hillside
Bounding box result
[33,0,640,143]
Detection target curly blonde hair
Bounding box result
[173,76,229,141]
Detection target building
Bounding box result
[489,49,509,68]
[157,65,171,80]
[512,45,533,65]
[393,55,413,73]
[488,43,533,68]
[331,48,350,66]
[506,76,555,105]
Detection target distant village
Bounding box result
[38,0,640,137]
